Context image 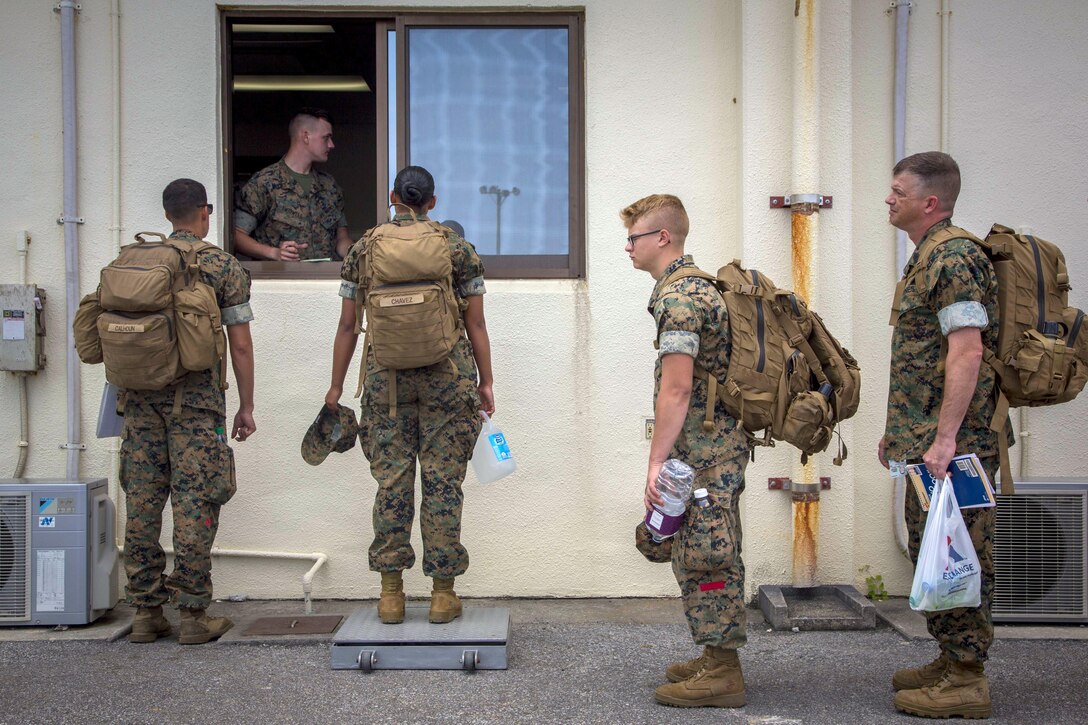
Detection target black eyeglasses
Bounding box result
[199,203,214,215]
[626,228,662,245]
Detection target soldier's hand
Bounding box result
[232,409,256,442]
[877,435,889,469]
[644,460,665,511]
[477,383,495,416]
[277,240,307,261]
[324,385,342,411]
[922,435,956,481]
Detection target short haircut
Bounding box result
[393,165,435,209]
[893,151,961,211]
[162,178,207,221]
[619,194,689,241]
[289,107,333,138]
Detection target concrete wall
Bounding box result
[1,0,1085,602]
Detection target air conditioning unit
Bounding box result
[993,479,1088,623]
[0,478,119,626]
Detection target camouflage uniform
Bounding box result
[885,218,1006,664]
[120,230,253,609]
[339,214,486,578]
[651,254,751,648]
[234,159,348,260]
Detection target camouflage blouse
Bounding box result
[234,159,347,260]
[884,219,1009,462]
[650,254,749,468]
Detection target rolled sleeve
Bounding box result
[459,276,486,297]
[938,300,988,336]
[233,208,258,235]
[338,280,358,300]
[221,301,254,326]
[659,330,700,358]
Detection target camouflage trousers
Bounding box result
[671,455,748,649]
[120,396,236,609]
[360,343,482,578]
[905,456,996,664]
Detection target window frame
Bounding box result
[220,9,585,280]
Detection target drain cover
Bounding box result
[243,615,343,636]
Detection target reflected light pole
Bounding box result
[479,184,520,255]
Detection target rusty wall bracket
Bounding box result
[768,476,831,491]
[769,194,832,210]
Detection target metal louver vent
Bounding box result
[993,482,1088,623]
[0,493,31,621]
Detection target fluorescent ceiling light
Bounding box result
[232,24,335,34]
[234,75,371,92]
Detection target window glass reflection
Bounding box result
[408,28,570,256]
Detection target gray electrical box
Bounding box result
[0,284,47,371]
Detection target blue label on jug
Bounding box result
[488,433,512,461]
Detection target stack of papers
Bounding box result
[906,453,996,511]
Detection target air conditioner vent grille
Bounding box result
[994,486,1088,622]
[0,493,31,621]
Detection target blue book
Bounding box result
[906,453,996,511]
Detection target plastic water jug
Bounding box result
[470,411,517,483]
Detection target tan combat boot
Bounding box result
[178,608,233,645]
[128,605,171,643]
[665,648,709,683]
[429,577,462,624]
[894,660,991,719]
[893,652,950,691]
[654,646,746,708]
[378,571,406,624]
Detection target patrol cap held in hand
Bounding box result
[634,521,673,564]
[301,403,360,466]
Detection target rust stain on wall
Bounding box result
[792,495,820,588]
[791,210,815,304]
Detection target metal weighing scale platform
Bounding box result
[330,604,510,671]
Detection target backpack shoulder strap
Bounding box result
[889,225,977,326]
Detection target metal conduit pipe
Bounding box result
[12,374,30,478]
[891,0,913,560]
[59,0,83,481]
[12,234,31,478]
[108,0,124,544]
[116,546,329,614]
[790,0,821,588]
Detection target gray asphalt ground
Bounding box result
[2,598,1087,725]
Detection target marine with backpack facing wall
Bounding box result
[74,179,256,645]
[324,166,495,625]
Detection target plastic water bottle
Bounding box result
[645,459,696,542]
[692,488,711,509]
[470,411,517,484]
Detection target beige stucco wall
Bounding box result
[1,0,1085,603]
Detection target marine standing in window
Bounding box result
[623,194,751,708]
[233,107,353,261]
[324,165,495,624]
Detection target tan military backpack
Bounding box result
[73,231,225,392]
[352,208,465,413]
[658,262,861,464]
[891,224,1087,492]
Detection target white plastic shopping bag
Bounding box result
[909,475,982,612]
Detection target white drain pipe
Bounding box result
[120,546,329,614]
[59,0,84,480]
